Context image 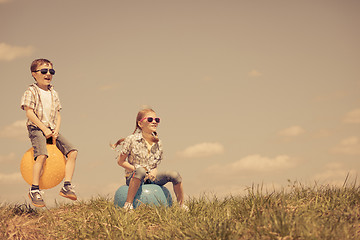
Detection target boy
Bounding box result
[21,58,78,207]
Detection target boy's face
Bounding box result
[31,63,54,89]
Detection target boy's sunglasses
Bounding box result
[140,117,161,123]
[33,68,56,75]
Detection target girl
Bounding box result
[113,108,187,210]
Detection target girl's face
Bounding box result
[138,111,159,134]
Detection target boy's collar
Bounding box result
[31,82,53,90]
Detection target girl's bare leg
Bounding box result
[126,177,141,203]
[173,182,184,205]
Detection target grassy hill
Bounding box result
[1,181,359,239]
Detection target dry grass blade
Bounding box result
[1,181,359,239]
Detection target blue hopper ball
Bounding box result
[114,184,173,209]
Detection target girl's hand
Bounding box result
[147,169,157,181]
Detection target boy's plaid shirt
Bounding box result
[20,83,62,129]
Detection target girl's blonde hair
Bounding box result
[112,108,159,148]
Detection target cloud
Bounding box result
[0,152,16,163]
[278,125,305,137]
[312,162,358,186]
[0,120,27,141]
[331,137,360,155]
[206,154,296,173]
[230,154,295,172]
[178,142,224,158]
[248,70,262,77]
[343,108,360,123]
[0,172,22,184]
[0,43,35,61]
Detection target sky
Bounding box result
[0,0,359,207]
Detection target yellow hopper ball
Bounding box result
[20,144,66,189]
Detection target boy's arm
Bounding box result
[52,111,61,143]
[24,107,52,138]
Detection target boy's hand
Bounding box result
[52,130,59,144]
[43,128,53,139]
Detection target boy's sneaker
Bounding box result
[28,189,45,208]
[59,185,77,200]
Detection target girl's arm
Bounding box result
[117,154,136,172]
[25,107,52,138]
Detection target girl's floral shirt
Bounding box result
[117,130,163,177]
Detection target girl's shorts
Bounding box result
[126,167,182,186]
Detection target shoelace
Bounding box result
[64,185,76,192]
[30,189,44,199]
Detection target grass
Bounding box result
[1,181,360,239]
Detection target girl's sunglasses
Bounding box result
[140,117,160,123]
[33,68,56,75]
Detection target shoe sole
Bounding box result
[28,193,45,208]
[59,192,77,200]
